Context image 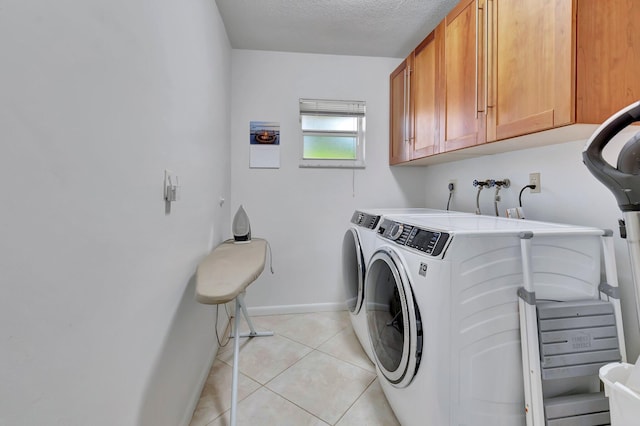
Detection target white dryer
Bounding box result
[365,214,606,426]
[343,210,381,362]
[342,208,469,362]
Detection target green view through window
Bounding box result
[299,99,366,168]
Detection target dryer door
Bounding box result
[366,247,422,388]
[342,228,365,314]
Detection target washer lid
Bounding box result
[383,214,605,237]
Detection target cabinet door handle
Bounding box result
[407,65,412,144]
[486,0,493,110]
[475,2,480,118]
[403,67,409,143]
[475,0,484,118]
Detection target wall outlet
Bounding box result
[448,179,456,191]
[529,173,541,193]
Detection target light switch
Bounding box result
[164,170,180,214]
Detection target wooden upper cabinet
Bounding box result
[442,0,574,150]
[389,0,640,165]
[412,29,441,159]
[389,28,441,165]
[577,0,640,123]
[441,0,486,152]
[488,0,574,141]
[389,57,412,165]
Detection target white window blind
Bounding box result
[299,99,366,117]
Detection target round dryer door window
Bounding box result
[342,228,365,314]
[366,247,422,388]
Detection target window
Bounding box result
[299,98,366,168]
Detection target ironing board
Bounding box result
[196,238,273,426]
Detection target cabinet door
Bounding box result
[441,0,486,153]
[412,28,441,159]
[390,58,411,165]
[577,0,640,124]
[488,0,574,141]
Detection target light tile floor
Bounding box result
[189,311,399,426]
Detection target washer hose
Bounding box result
[494,186,502,216]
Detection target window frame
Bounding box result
[299,98,366,169]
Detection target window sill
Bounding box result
[299,160,366,169]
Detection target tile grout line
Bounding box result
[314,343,375,374]
[262,348,376,425]
[192,312,375,426]
[332,377,379,426]
[262,348,349,426]
[211,349,332,426]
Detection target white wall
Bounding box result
[230,50,426,312]
[419,133,640,360]
[0,1,231,425]
[6,2,635,422]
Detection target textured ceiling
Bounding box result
[215,0,459,58]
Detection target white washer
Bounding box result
[365,214,606,426]
[342,208,469,362]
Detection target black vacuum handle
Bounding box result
[583,101,640,211]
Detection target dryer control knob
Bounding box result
[388,223,404,240]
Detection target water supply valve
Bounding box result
[473,179,492,188]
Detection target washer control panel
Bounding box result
[351,210,381,230]
[378,219,450,257]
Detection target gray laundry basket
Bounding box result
[600,361,640,426]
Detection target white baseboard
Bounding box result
[246,302,346,316]
[179,312,230,426]
[179,341,218,426]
